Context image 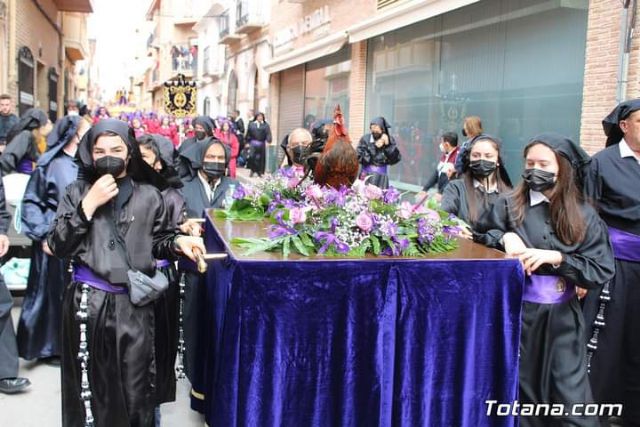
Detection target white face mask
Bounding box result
[439,143,446,154]
[68,111,79,116]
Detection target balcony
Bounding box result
[235,0,266,34]
[63,13,89,62]
[218,13,242,45]
[54,0,93,13]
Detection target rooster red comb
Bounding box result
[332,104,349,140]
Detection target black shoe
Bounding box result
[0,377,31,394]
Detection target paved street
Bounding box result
[0,300,205,427]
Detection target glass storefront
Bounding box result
[304,46,351,128]
[365,0,589,188]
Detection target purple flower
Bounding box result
[380,220,398,237]
[424,209,441,223]
[355,212,374,232]
[279,167,295,178]
[314,230,350,254]
[383,187,400,204]
[397,201,414,220]
[324,186,348,207]
[232,185,247,200]
[364,184,383,200]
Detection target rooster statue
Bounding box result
[313,105,359,188]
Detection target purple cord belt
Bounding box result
[156,259,171,268]
[523,274,576,304]
[608,227,640,262]
[73,265,128,294]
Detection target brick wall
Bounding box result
[9,0,62,114]
[580,0,640,153]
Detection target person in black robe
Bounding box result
[357,116,401,189]
[137,134,186,408]
[0,108,52,174]
[479,132,615,427]
[420,131,460,198]
[440,134,512,242]
[0,94,19,149]
[245,112,272,177]
[582,99,640,426]
[177,116,215,178]
[17,115,90,362]
[179,137,237,410]
[47,118,204,427]
[0,170,30,394]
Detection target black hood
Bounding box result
[38,115,81,167]
[77,118,168,190]
[525,132,591,187]
[460,133,513,187]
[6,108,48,144]
[178,136,230,178]
[602,98,640,147]
[370,116,391,136]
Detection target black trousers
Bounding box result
[0,275,18,379]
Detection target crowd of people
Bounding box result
[0,91,637,427]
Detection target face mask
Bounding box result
[68,110,79,117]
[522,168,556,192]
[202,161,226,180]
[439,143,446,154]
[469,159,497,178]
[195,130,206,140]
[371,132,383,140]
[292,146,306,165]
[95,156,126,177]
[462,128,467,137]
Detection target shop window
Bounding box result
[304,46,351,129]
[365,0,589,188]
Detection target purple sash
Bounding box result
[608,227,640,262]
[156,259,171,268]
[249,139,264,148]
[362,165,388,175]
[73,265,128,294]
[523,274,576,304]
[17,159,34,174]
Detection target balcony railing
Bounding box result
[218,11,242,44]
[236,0,265,34]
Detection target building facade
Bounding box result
[0,0,92,121]
[264,0,640,190]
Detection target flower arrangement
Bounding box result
[215,169,461,257]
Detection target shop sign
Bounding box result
[274,6,331,49]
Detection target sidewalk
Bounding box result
[0,300,205,427]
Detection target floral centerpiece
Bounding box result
[215,169,461,257]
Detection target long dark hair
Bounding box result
[511,142,586,245]
[461,136,511,224]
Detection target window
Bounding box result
[304,46,351,129]
[365,0,589,188]
[17,46,34,115]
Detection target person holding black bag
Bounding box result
[47,119,204,427]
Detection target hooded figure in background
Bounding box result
[245,112,272,177]
[179,137,238,408]
[178,115,214,155]
[582,99,640,426]
[357,116,401,189]
[47,118,204,427]
[137,134,185,406]
[0,108,52,175]
[17,115,88,362]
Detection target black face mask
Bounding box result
[195,130,207,140]
[292,146,306,165]
[202,161,226,180]
[371,132,383,140]
[95,156,126,177]
[469,159,497,178]
[522,168,556,192]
